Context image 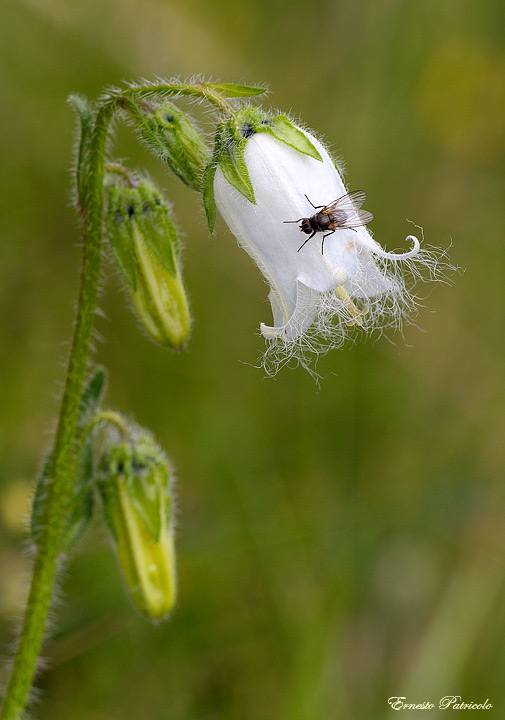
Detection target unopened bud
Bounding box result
[130,101,209,191]
[104,175,191,349]
[97,429,176,620]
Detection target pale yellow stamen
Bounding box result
[336,286,369,326]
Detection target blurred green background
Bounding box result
[1,0,505,718]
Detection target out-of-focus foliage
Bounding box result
[1,0,505,718]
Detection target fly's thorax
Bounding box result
[312,213,332,231]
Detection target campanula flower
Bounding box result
[213,120,447,373]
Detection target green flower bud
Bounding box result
[104,175,191,349]
[129,101,209,191]
[97,429,176,620]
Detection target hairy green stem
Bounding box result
[0,100,115,720]
[122,81,236,116]
[1,81,232,720]
[82,410,132,448]
[104,162,138,187]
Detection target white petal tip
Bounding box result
[386,234,420,260]
[403,234,421,258]
[365,233,421,261]
[260,322,288,340]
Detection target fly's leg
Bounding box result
[304,194,324,210]
[321,230,335,254]
[297,230,316,252]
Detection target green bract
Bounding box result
[68,94,94,209]
[203,82,267,98]
[217,123,256,204]
[97,431,176,620]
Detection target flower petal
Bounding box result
[260,281,319,340]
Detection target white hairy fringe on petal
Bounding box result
[214,126,453,377]
[261,242,454,377]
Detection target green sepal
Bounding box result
[203,160,218,233]
[137,182,178,276]
[31,368,107,550]
[98,466,120,542]
[77,367,107,432]
[218,125,255,204]
[129,473,162,542]
[127,458,168,542]
[130,436,171,543]
[68,94,94,208]
[206,82,267,98]
[97,437,171,544]
[104,184,138,290]
[260,115,322,161]
[205,119,257,225]
[202,125,223,233]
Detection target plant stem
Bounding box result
[1,80,232,720]
[0,100,116,720]
[104,162,138,187]
[82,410,132,447]
[123,81,236,116]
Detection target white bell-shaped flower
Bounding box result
[214,124,445,372]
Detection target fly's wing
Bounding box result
[323,191,373,229]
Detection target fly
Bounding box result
[283,191,374,253]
